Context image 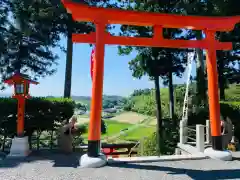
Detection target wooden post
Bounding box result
[88,22,106,157]
[205,30,222,150]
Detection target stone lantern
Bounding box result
[4,72,38,157]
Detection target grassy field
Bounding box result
[81,119,155,142]
[77,111,156,124]
[110,111,156,124]
[77,111,156,143]
[119,125,155,141]
[82,120,132,139]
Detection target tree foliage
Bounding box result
[0,0,62,85]
[0,0,9,59]
[180,0,240,100]
[124,84,240,119]
[119,0,240,103]
[118,1,189,83]
[0,0,98,88]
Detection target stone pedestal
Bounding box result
[204,147,232,161]
[8,136,30,157]
[80,153,107,168]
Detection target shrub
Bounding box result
[138,118,179,156]
[188,104,209,126]
[138,132,158,156]
[0,97,75,138]
[73,124,88,135]
[225,84,240,101]
[220,101,240,141]
[101,119,107,134]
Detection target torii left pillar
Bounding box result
[80,22,107,167]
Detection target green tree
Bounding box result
[27,0,94,98]
[0,0,59,83]
[36,0,116,98]
[180,0,213,105]
[75,102,87,112]
[212,0,240,99]
[181,0,240,101]
[0,0,9,59]
[118,0,188,154]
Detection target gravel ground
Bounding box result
[0,152,240,180]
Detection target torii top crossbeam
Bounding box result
[62,0,240,50]
[63,0,239,31]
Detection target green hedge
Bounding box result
[0,97,75,137]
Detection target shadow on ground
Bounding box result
[0,150,83,168]
[108,162,240,180]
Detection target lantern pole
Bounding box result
[17,96,26,137]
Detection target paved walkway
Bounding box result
[0,152,240,180]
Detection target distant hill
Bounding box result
[0,93,125,104]
[71,96,91,102]
[125,84,240,118]
[72,95,125,105]
[72,95,125,102]
[103,95,125,101]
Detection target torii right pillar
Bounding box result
[205,30,222,151]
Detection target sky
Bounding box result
[1,37,196,97]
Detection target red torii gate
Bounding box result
[62,0,240,158]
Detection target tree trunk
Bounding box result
[50,130,54,150]
[154,75,163,155]
[2,134,6,152]
[218,52,225,100]
[195,31,207,104]
[168,59,174,120]
[64,14,73,98]
[37,130,40,151]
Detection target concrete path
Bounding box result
[232,151,240,159]
[0,152,240,180]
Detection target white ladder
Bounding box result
[182,50,195,122]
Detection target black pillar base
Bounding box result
[212,135,223,151]
[16,132,25,138]
[88,140,100,157]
